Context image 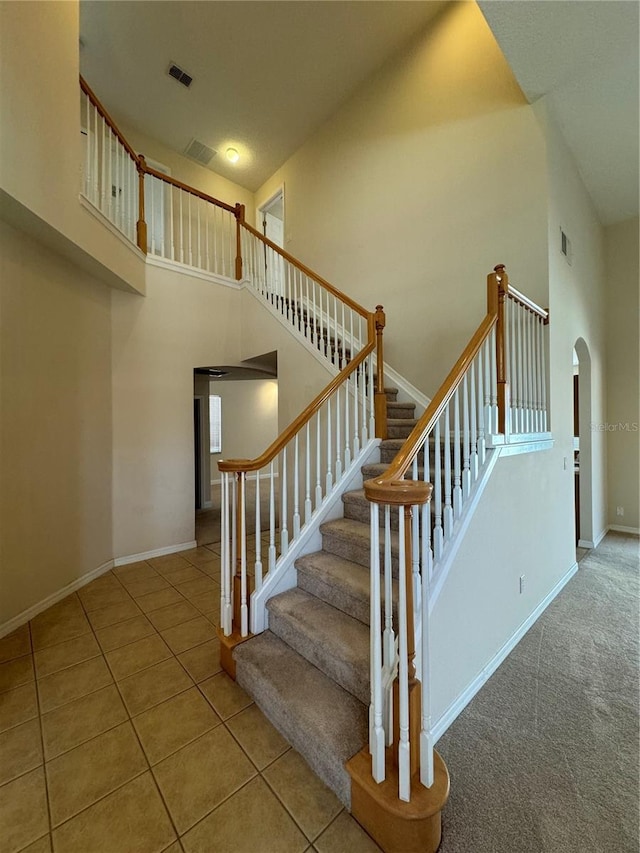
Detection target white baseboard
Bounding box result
[0,559,114,640]
[113,540,197,567]
[608,524,640,536]
[578,526,609,549]
[432,560,579,744]
[577,538,595,549]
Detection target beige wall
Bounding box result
[604,217,640,530]
[110,268,242,560]
[255,1,548,396]
[210,379,279,476]
[0,0,146,295]
[0,221,113,626]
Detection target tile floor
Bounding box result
[0,539,380,853]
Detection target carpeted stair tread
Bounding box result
[320,517,400,571]
[234,631,367,807]
[296,550,398,627]
[267,588,370,704]
[386,401,416,418]
[361,462,426,480]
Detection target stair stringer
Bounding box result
[250,438,381,634]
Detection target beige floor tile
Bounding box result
[196,560,221,582]
[94,615,156,652]
[19,835,51,852]
[152,726,256,834]
[51,772,176,853]
[114,562,158,583]
[160,617,217,655]
[199,672,252,720]
[124,575,171,599]
[133,687,221,765]
[160,843,181,853]
[41,683,127,760]
[118,657,193,716]
[315,812,382,852]
[37,656,113,713]
[147,553,190,572]
[182,776,307,853]
[33,633,101,679]
[30,610,92,651]
[46,721,147,827]
[205,544,221,555]
[0,655,34,695]
[0,682,38,733]
[177,639,221,683]
[202,609,220,628]
[105,634,172,681]
[181,547,218,567]
[0,766,49,853]
[87,598,143,630]
[226,704,290,771]
[159,565,207,586]
[136,587,185,614]
[0,718,43,786]
[188,591,220,615]
[77,584,132,613]
[0,625,31,664]
[175,578,219,601]
[147,600,200,632]
[263,749,343,841]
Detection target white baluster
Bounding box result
[422,435,433,579]
[304,423,312,525]
[469,357,479,481]
[516,305,524,434]
[453,387,462,518]
[326,398,333,492]
[383,506,394,674]
[353,364,361,456]
[254,470,263,593]
[269,462,276,573]
[433,420,443,560]
[239,473,248,637]
[188,194,194,266]
[443,403,453,541]
[362,358,368,448]
[315,413,323,510]
[541,321,548,431]
[92,103,99,206]
[221,475,232,635]
[280,450,289,556]
[203,199,209,270]
[168,186,175,261]
[483,336,492,441]
[477,345,486,466]
[150,179,156,255]
[293,434,301,538]
[179,190,184,263]
[344,371,351,469]
[462,373,471,498]
[369,502,385,782]
[212,204,218,273]
[196,197,201,269]
[368,353,375,439]
[490,326,498,435]
[335,387,342,481]
[397,507,410,802]
[420,493,434,789]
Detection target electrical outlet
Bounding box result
[617,506,625,517]
[519,575,525,594]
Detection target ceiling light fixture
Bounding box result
[226,148,239,164]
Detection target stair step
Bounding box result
[234,631,367,807]
[296,550,398,627]
[386,401,416,419]
[268,588,370,705]
[386,418,419,439]
[320,517,400,572]
[361,462,426,481]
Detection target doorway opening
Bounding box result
[573,339,594,554]
[258,187,284,248]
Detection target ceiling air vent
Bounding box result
[168,62,193,88]
[184,139,216,166]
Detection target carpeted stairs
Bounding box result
[234,388,418,807]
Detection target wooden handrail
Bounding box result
[143,165,237,215]
[219,314,375,474]
[80,76,139,164]
[240,221,370,319]
[507,285,549,323]
[365,313,497,493]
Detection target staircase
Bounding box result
[234,387,416,806]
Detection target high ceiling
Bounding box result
[80,1,639,223]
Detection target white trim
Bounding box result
[256,183,285,231]
[113,540,197,567]
[497,437,554,456]
[432,560,579,743]
[145,254,242,289]
[373,358,431,417]
[578,526,608,550]
[607,524,640,535]
[79,195,145,260]
[250,439,381,634]
[210,472,279,487]
[0,559,114,640]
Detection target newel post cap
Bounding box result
[364,478,432,507]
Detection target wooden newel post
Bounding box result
[136,156,148,254]
[374,305,388,439]
[235,203,245,281]
[489,264,509,434]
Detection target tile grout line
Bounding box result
[28,619,55,853]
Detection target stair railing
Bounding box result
[361,265,549,804]
[217,305,387,670]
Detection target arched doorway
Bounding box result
[573,338,594,549]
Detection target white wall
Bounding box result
[255,1,549,397]
[604,217,640,530]
[110,268,242,560]
[0,221,113,627]
[210,379,279,477]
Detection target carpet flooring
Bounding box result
[437,532,639,853]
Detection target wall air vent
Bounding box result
[184,138,216,166]
[560,227,572,266]
[168,62,193,88]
